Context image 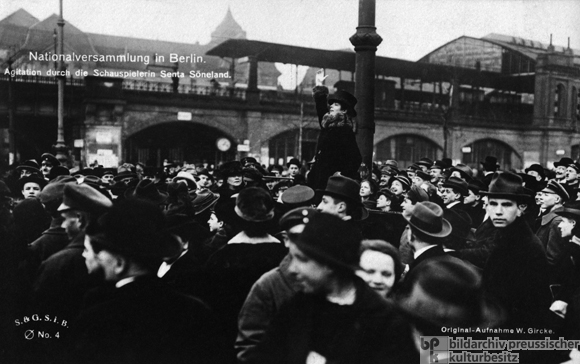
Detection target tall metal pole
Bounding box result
[7,59,15,165]
[54,0,67,163]
[349,0,382,168]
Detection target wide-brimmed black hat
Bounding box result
[295,211,362,272]
[125,179,168,204]
[407,201,452,238]
[86,199,181,266]
[480,172,527,202]
[327,90,358,117]
[554,157,574,168]
[398,255,504,329]
[442,177,469,196]
[235,187,275,222]
[555,201,580,220]
[219,160,244,178]
[191,190,220,215]
[317,175,369,220]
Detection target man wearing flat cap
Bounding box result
[67,199,218,364]
[28,183,113,362]
[250,212,417,364]
[536,180,572,289]
[480,172,552,330]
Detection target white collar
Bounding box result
[115,276,137,288]
[414,245,437,259]
[446,201,461,208]
[228,231,280,244]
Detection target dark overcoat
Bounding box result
[482,217,552,328]
[307,86,361,191]
[67,275,220,364]
[249,277,418,364]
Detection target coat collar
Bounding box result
[540,205,564,226]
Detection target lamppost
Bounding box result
[349,0,382,169]
[54,0,67,163]
[7,58,15,165]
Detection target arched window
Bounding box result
[462,138,522,171]
[268,129,318,166]
[554,84,565,117]
[374,134,443,168]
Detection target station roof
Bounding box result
[206,39,535,93]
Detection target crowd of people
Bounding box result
[0,87,579,364]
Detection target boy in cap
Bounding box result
[40,153,60,180]
[250,212,417,364]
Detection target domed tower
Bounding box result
[209,7,246,46]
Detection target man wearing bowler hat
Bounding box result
[553,157,573,185]
[250,212,417,364]
[307,84,362,191]
[316,174,368,224]
[480,172,552,329]
[406,201,451,272]
[441,176,469,211]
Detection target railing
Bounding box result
[121,80,246,100]
[0,74,84,86]
[0,75,535,125]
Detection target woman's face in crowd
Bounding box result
[357,250,396,297]
[22,182,41,199]
[390,180,404,195]
[558,216,576,239]
[227,175,243,187]
[360,181,372,197]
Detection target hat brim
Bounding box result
[408,218,452,238]
[315,190,369,221]
[124,188,168,204]
[193,195,220,215]
[480,191,528,202]
[294,239,359,272]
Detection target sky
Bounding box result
[3,0,580,87]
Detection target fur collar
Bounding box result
[321,112,356,131]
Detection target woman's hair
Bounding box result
[360,239,404,287]
[361,179,379,202]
